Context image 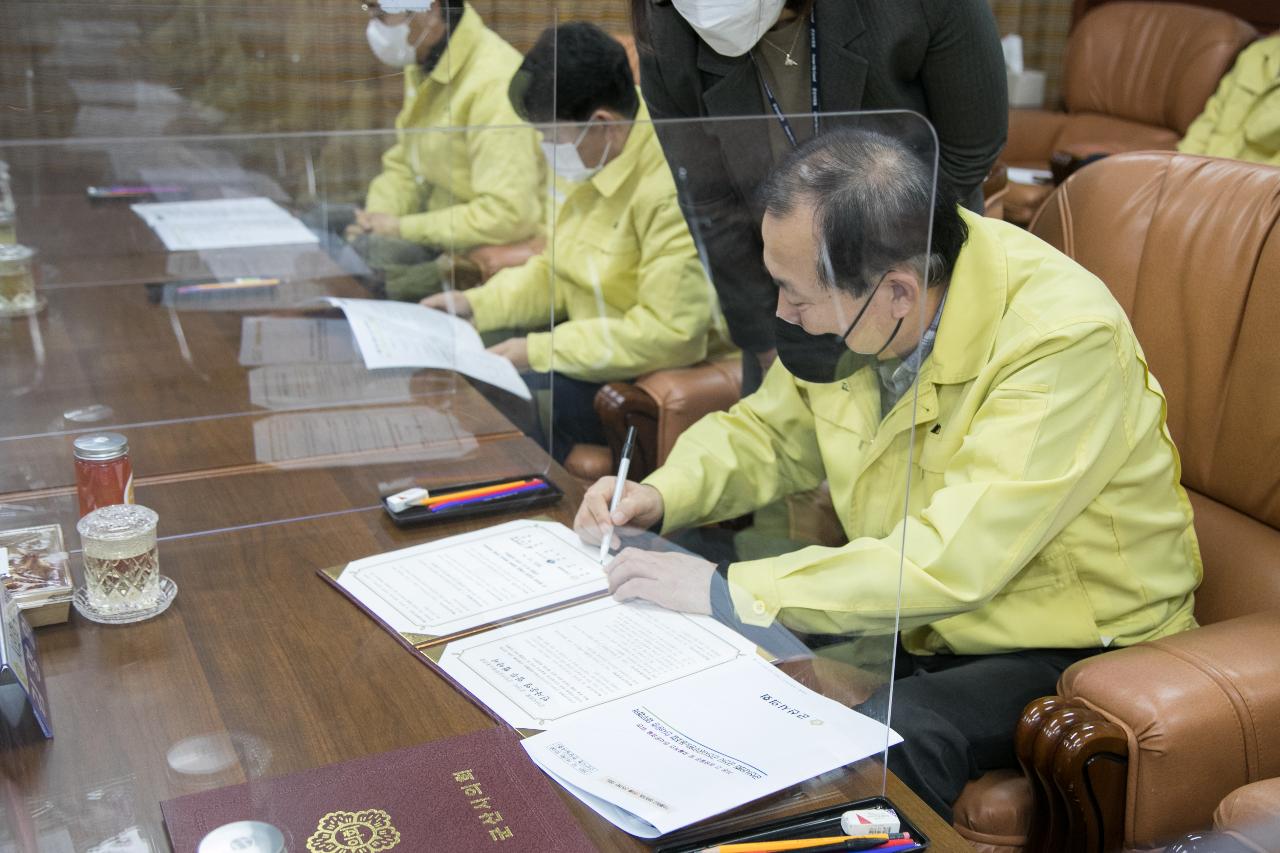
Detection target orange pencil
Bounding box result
[708,835,896,853]
[415,478,538,507]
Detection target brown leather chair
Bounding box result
[562,354,742,483]
[1002,1,1256,226]
[953,152,1280,851]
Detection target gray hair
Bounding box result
[759,128,966,297]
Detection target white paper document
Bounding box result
[248,365,414,410]
[238,317,361,366]
[523,655,902,837]
[337,520,606,640]
[322,298,530,401]
[436,598,761,731]
[251,406,476,465]
[132,198,318,251]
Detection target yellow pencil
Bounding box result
[708,836,888,853]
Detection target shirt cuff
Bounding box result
[396,211,441,248]
[642,467,701,534]
[464,284,502,332]
[526,332,552,374]
[726,558,781,627]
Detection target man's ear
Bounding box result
[886,269,925,320]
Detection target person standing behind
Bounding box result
[632,0,1007,393]
[349,0,543,297]
[424,22,730,462]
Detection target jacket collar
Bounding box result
[928,208,1009,385]
[403,2,481,88]
[694,0,867,111]
[586,98,653,199]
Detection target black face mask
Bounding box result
[773,277,902,384]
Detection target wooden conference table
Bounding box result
[0,154,970,852]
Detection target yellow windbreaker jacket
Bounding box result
[645,210,1201,655]
[364,5,542,250]
[466,103,731,382]
[1179,36,1280,166]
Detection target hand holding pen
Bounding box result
[598,426,638,564]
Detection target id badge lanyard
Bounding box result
[751,9,820,148]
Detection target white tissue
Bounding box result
[1002,34,1024,74]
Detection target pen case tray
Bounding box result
[652,796,929,852]
[382,473,563,528]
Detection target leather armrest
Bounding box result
[1004,109,1070,167]
[1214,778,1280,849]
[635,356,742,467]
[1058,610,1280,847]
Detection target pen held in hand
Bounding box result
[599,425,637,565]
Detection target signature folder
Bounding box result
[161,726,594,853]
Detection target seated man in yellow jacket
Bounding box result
[574,129,1202,820]
[1178,34,1280,166]
[349,0,543,298]
[424,22,728,462]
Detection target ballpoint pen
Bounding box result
[599,425,637,565]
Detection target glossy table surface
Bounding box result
[0,166,970,852]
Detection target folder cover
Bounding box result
[161,726,596,853]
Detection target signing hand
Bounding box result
[488,337,530,371]
[421,290,474,319]
[574,477,664,550]
[605,547,714,615]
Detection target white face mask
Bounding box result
[366,19,419,67]
[541,122,611,184]
[671,0,787,58]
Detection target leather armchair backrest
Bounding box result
[1063,2,1256,134]
[1031,152,1280,623]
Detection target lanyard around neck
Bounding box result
[751,8,820,149]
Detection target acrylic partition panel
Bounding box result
[1,0,947,849]
[529,108,939,838]
[0,0,565,543]
[0,123,560,544]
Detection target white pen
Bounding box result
[599,426,637,565]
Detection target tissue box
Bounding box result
[1007,69,1047,109]
[1,524,74,627]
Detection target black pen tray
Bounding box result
[652,796,929,852]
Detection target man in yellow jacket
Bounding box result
[1179,35,1280,166]
[575,129,1201,819]
[348,0,543,297]
[424,22,729,461]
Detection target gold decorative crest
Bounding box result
[306,808,401,853]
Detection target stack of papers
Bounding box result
[329,520,901,837]
[132,197,318,251]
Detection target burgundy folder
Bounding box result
[161,726,596,853]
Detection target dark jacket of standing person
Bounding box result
[632,0,1007,361]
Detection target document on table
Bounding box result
[523,654,902,837]
[334,520,607,642]
[321,297,530,400]
[248,364,414,410]
[435,597,761,731]
[132,197,318,251]
[251,406,476,465]
[238,317,361,366]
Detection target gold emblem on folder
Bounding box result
[306,809,401,853]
